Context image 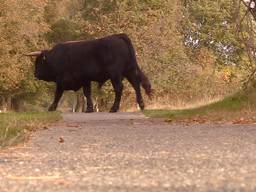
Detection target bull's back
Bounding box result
[52,35,130,81]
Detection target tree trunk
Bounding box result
[11,98,23,112]
[74,92,85,112]
[0,96,8,112]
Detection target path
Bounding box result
[1,112,256,191]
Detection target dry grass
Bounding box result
[0,112,61,148]
[144,91,256,124]
[146,95,225,110]
[126,94,229,112]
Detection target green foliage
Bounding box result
[0,0,251,111]
[0,0,49,108]
[46,19,85,43]
[182,0,244,66]
[44,0,88,44]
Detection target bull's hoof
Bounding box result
[48,106,56,112]
[137,100,145,111]
[85,108,94,113]
[109,108,118,113]
[139,103,145,110]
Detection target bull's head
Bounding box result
[25,50,56,82]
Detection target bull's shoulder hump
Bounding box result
[61,40,87,45]
[51,40,89,51]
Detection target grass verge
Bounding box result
[144,91,256,123]
[0,112,61,148]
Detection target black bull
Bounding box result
[25,34,152,112]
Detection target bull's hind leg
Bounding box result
[48,85,64,111]
[126,74,145,110]
[110,77,123,113]
[83,82,94,113]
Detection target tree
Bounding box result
[0,0,242,111]
[0,0,49,111]
[80,0,198,107]
[182,0,245,66]
[237,0,256,87]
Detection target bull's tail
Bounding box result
[118,34,152,97]
[138,69,152,97]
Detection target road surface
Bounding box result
[1,112,256,192]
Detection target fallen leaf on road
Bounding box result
[165,119,173,123]
[232,117,250,124]
[55,180,72,187]
[59,137,65,143]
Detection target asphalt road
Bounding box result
[1,112,256,192]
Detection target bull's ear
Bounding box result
[24,51,42,57]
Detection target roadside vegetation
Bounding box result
[0,112,61,148]
[144,87,256,124]
[0,0,254,112]
[0,1,256,120]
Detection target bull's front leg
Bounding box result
[48,85,64,111]
[110,78,123,113]
[83,81,94,113]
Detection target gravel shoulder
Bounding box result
[1,112,256,192]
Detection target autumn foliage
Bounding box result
[0,0,253,111]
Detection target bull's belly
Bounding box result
[58,72,112,91]
[60,80,83,91]
[63,84,82,91]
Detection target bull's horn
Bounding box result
[24,51,42,56]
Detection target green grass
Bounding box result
[144,91,256,122]
[0,112,61,148]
